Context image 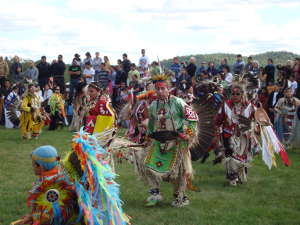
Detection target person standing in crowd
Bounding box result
[42,83,53,109]
[104,56,112,73]
[36,56,51,89]
[207,61,218,77]
[139,49,150,77]
[233,54,245,75]
[0,56,9,88]
[218,58,228,74]
[10,56,23,83]
[177,67,192,92]
[195,61,207,79]
[249,60,260,77]
[83,62,95,85]
[170,57,181,82]
[115,64,127,86]
[74,53,82,66]
[292,58,300,98]
[268,84,283,124]
[83,52,93,68]
[245,56,253,73]
[150,61,161,77]
[51,55,66,93]
[0,79,12,124]
[23,60,39,84]
[68,58,82,102]
[289,75,298,95]
[122,53,131,81]
[186,56,197,78]
[4,84,20,128]
[223,65,233,88]
[94,63,110,90]
[264,58,275,86]
[92,51,102,72]
[127,63,140,86]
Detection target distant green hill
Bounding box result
[160,51,300,68]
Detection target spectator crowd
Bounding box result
[1,50,300,146]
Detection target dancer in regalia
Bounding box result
[20,84,44,139]
[11,145,78,225]
[143,74,198,207]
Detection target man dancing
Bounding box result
[20,84,44,139]
[216,85,256,186]
[144,74,198,207]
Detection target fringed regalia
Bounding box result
[274,97,300,143]
[63,129,130,225]
[49,92,68,130]
[144,95,198,207]
[216,99,257,185]
[4,89,20,128]
[26,167,79,225]
[20,92,44,139]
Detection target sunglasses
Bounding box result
[232,93,241,96]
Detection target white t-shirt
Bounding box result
[290,81,298,94]
[139,55,150,69]
[83,68,95,84]
[43,89,53,101]
[225,72,233,85]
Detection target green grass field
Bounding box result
[0,127,300,225]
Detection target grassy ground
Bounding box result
[0,127,300,225]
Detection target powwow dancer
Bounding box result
[85,82,117,171]
[49,86,68,130]
[143,74,198,207]
[20,84,44,139]
[11,145,78,225]
[69,82,88,132]
[4,84,20,128]
[274,88,300,143]
[216,85,290,186]
[63,129,130,225]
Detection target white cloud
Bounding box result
[0,0,300,64]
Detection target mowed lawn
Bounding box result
[0,127,300,225]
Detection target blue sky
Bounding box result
[0,0,300,64]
